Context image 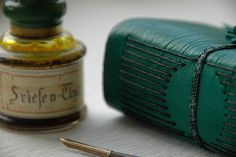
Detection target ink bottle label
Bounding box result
[0,60,83,119]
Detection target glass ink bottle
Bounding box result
[0,0,86,131]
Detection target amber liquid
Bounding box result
[0,29,86,131]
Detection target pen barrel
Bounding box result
[110,151,138,157]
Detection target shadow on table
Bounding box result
[112,114,192,143]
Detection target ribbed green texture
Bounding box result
[3,0,66,28]
[103,19,236,156]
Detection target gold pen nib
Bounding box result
[59,138,111,157]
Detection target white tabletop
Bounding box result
[0,0,235,156]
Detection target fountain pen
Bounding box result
[60,138,139,157]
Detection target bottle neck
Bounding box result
[10,24,62,38]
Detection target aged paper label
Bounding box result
[0,61,83,119]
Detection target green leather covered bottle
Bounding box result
[104,19,236,156]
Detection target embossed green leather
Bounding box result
[103,18,236,156]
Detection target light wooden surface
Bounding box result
[0,0,235,156]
